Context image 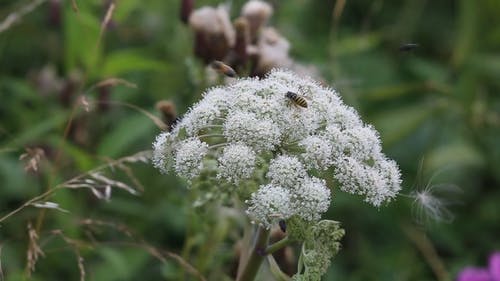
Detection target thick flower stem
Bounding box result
[237,226,270,281]
[265,236,291,255]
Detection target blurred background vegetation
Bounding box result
[0,0,499,280]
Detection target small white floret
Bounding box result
[267,155,307,188]
[299,136,334,170]
[174,138,209,180]
[217,143,257,184]
[246,184,293,228]
[293,177,331,221]
[223,111,281,151]
[152,132,173,174]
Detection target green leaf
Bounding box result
[97,113,155,158]
[364,83,423,100]
[407,58,450,84]
[267,255,291,281]
[100,50,167,76]
[425,141,485,173]
[46,135,96,171]
[92,247,148,281]
[470,53,500,82]
[332,33,381,56]
[64,6,100,72]
[5,111,68,148]
[371,103,435,146]
[113,0,142,22]
[452,0,478,67]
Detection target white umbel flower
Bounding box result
[152,132,173,174]
[246,184,293,228]
[174,138,209,180]
[152,68,402,226]
[333,156,401,206]
[223,111,281,151]
[267,155,307,189]
[299,136,334,170]
[341,126,382,161]
[293,177,331,221]
[182,99,223,135]
[217,143,256,184]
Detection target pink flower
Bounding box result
[457,252,500,281]
[489,253,500,281]
[457,268,493,281]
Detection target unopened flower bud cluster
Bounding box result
[153,69,401,227]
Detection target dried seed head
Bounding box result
[241,0,273,42]
[19,147,46,173]
[252,28,291,76]
[233,17,250,64]
[189,5,235,63]
[26,222,44,276]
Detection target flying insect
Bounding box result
[210,60,237,78]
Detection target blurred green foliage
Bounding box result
[0,0,499,280]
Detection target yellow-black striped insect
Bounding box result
[285,91,308,108]
[210,60,237,78]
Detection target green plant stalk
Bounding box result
[236,226,270,281]
[267,255,292,281]
[196,213,230,274]
[265,236,291,255]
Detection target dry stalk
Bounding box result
[50,230,88,281]
[80,219,207,281]
[402,224,449,281]
[0,0,47,33]
[71,0,79,13]
[94,78,137,89]
[100,100,168,131]
[0,151,151,224]
[95,1,116,50]
[101,241,208,281]
[26,222,45,277]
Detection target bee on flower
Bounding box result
[153,69,402,229]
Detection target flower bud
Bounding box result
[241,0,273,43]
[252,27,292,77]
[233,17,250,65]
[189,5,235,63]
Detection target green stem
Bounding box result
[265,236,291,255]
[236,226,270,281]
[297,245,305,275]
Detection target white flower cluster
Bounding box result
[153,69,402,227]
[217,143,256,184]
